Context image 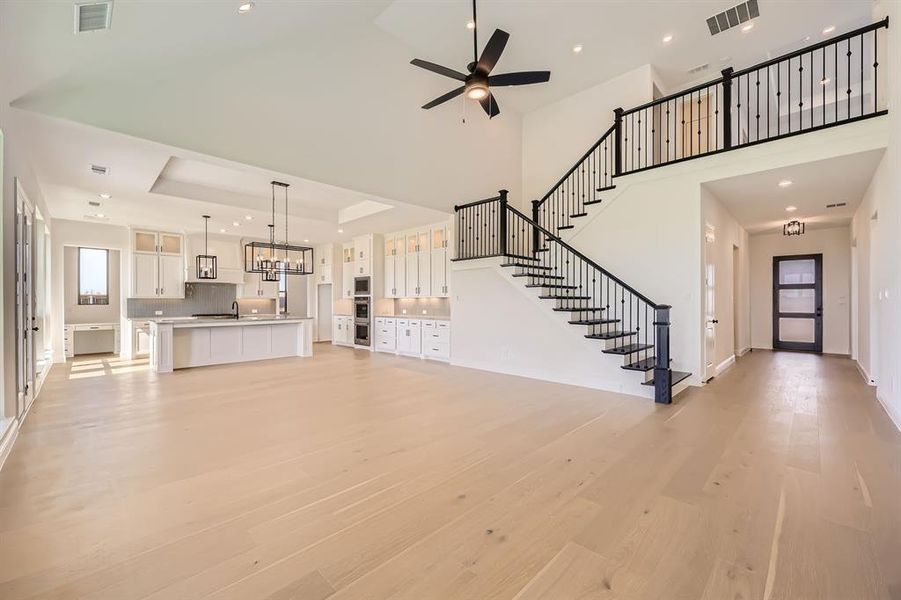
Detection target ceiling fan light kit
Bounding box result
[410,0,550,119]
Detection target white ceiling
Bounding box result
[0,0,881,230]
[704,149,884,234]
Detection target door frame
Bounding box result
[772,253,823,353]
[14,179,36,418]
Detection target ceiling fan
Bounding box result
[410,0,550,119]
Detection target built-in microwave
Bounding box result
[354,276,371,296]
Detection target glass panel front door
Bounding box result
[773,254,823,352]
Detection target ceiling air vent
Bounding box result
[90,164,109,175]
[826,202,848,208]
[88,200,101,207]
[75,1,112,34]
[688,63,710,75]
[707,0,759,36]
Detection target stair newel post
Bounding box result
[613,107,624,177]
[653,304,673,404]
[721,67,734,151]
[531,199,541,256]
[498,189,509,257]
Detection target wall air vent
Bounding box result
[90,164,109,175]
[707,0,759,36]
[88,200,101,207]
[75,1,112,34]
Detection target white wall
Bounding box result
[565,117,887,385]
[50,219,130,363]
[748,226,851,355]
[451,259,652,399]
[848,0,901,431]
[701,187,750,371]
[521,65,656,210]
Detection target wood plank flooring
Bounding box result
[0,346,898,599]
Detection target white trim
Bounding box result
[855,360,875,386]
[876,390,901,433]
[0,419,20,473]
[736,346,751,357]
[715,354,736,376]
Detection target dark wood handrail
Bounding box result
[536,124,615,207]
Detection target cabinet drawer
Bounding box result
[423,341,450,359]
[424,328,450,343]
[376,337,397,352]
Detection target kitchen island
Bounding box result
[149,316,313,373]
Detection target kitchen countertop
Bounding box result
[150,315,313,329]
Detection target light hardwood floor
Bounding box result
[0,346,899,599]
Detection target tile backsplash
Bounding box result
[127,282,274,318]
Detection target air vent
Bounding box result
[90,164,109,175]
[707,0,759,36]
[75,2,112,34]
[826,202,848,208]
[688,63,710,75]
[88,200,101,207]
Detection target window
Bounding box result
[278,271,288,314]
[78,247,109,305]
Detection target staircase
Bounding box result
[452,18,888,404]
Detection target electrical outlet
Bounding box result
[154,310,163,316]
[251,308,258,314]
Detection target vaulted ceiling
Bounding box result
[0,0,876,226]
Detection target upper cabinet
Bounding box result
[387,221,451,299]
[384,233,406,298]
[430,223,451,298]
[130,230,185,299]
[341,242,355,299]
[315,243,336,286]
[354,234,372,277]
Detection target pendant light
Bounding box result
[196,215,218,279]
[244,181,314,277]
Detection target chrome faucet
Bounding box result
[232,300,239,320]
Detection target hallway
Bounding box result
[0,347,898,599]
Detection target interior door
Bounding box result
[704,224,717,381]
[773,254,823,353]
[15,189,35,416]
[317,284,332,342]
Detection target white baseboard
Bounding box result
[855,361,875,386]
[876,391,901,433]
[736,346,751,357]
[715,355,736,376]
[0,419,19,473]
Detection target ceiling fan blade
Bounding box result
[410,59,467,82]
[488,71,551,87]
[475,29,509,75]
[422,86,465,109]
[479,92,500,118]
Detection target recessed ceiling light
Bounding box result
[662,34,673,44]
[572,44,583,54]
[219,228,227,233]
[337,229,344,233]
[99,193,111,200]
[741,23,754,33]
[786,205,798,212]
[237,1,254,14]
[779,180,793,188]
[822,25,835,35]
[244,215,253,221]
[303,239,310,243]
[232,221,240,227]
[466,20,475,30]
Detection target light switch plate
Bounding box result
[251,309,258,314]
[154,310,163,316]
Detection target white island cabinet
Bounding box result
[149,317,313,373]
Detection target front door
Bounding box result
[773,254,823,353]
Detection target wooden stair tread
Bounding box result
[642,371,692,387]
[621,357,656,372]
[602,343,653,355]
[568,318,619,325]
[585,331,637,340]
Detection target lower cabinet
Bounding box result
[332,315,354,346]
[373,317,449,361]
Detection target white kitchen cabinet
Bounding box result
[130,229,185,298]
[315,243,336,285]
[63,325,74,358]
[430,223,451,298]
[384,234,406,298]
[396,318,422,356]
[404,230,431,298]
[159,255,185,298]
[341,243,355,299]
[332,315,354,346]
[422,319,450,361]
[374,317,397,352]
[354,234,372,277]
[240,272,279,300]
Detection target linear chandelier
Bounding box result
[244,181,314,278]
